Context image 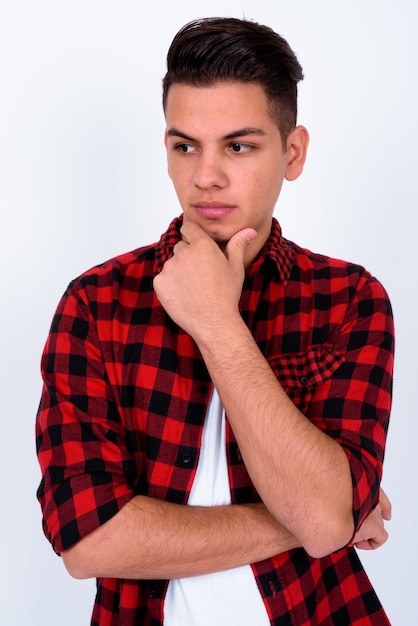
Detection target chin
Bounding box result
[208,231,233,249]
[205,224,238,242]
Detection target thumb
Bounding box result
[226,228,257,270]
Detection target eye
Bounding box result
[175,143,196,153]
[228,142,252,154]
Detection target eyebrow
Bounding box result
[166,127,267,142]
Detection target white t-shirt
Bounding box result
[163,389,270,626]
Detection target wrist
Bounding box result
[195,312,250,356]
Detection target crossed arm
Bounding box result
[62,489,390,581]
[61,223,392,579]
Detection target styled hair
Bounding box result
[162,17,304,142]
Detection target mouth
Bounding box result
[191,201,237,219]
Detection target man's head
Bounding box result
[162,17,304,144]
[162,18,309,263]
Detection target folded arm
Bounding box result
[62,488,390,580]
[62,497,300,580]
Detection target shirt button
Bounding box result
[300,376,309,385]
[198,384,208,394]
[181,453,192,464]
[149,589,157,599]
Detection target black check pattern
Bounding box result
[36,216,394,625]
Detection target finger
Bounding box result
[367,523,389,549]
[375,524,389,547]
[225,228,257,271]
[173,240,188,255]
[379,487,392,521]
[180,221,209,244]
[353,527,388,551]
[352,540,375,551]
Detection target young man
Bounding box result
[36,17,394,625]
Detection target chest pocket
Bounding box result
[268,347,345,413]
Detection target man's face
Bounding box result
[164,81,305,253]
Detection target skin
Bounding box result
[164,82,308,266]
[61,81,391,580]
[350,488,391,550]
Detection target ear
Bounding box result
[284,126,309,182]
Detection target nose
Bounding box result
[192,152,228,189]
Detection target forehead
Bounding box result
[164,82,276,133]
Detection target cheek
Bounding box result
[251,167,283,205]
[173,159,197,184]
[168,163,187,190]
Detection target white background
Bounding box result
[1,1,416,624]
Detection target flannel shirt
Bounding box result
[36,216,394,625]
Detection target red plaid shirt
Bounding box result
[36,216,394,625]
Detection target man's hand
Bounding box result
[153,221,256,339]
[350,488,392,550]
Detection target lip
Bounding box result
[192,201,237,219]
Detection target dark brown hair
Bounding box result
[162,17,304,142]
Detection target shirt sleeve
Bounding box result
[307,271,394,532]
[36,281,136,554]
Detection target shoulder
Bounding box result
[50,242,160,328]
[292,240,362,276]
[65,216,182,298]
[282,240,393,334]
[290,240,390,298]
[67,241,158,296]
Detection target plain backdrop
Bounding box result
[1,1,416,624]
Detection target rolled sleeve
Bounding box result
[307,273,394,531]
[36,284,136,554]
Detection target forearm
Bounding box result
[62,495,300,580]
[196,316,354,558]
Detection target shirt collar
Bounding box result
[155,215,295,285]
